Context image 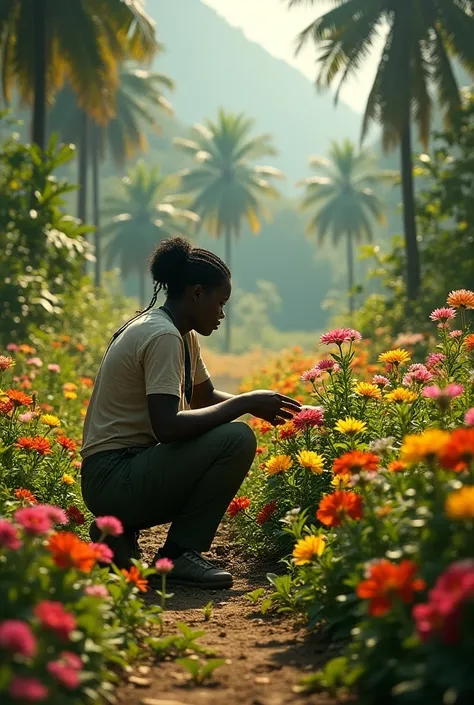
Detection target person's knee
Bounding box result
[223,421,257,459]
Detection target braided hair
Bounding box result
[109,237,230,344]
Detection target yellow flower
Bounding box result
[0,388,9,403]
[378,348,411,366]
[335,417,367,435]
[61,473,75,485]
[293,535,326,565]
[384,387,418,404]
[354,382,382,400]
[80,408,87,418]
[331,474,350,488]
[40,414,61,428]
[400,429,450,465]
[64,391,78,401]
[298,450,324,474]
[265,455,293,475]
[445,486,474,520]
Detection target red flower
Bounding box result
[439,428,474,472]
[333,450,380,476]
[34,601,76,640]
[227,496,251,518]
[0,400,14,415]
[292,407,325,431]
[316,491,363,527]
[257,501,277,525]
[6,389,33,407]
[31,436,52,455]
[357,560,425,616]
[47,532,97,573]
[66,505,85,525]
[15,436,36,451]
[14,488,38,504]
[56,435,77,453]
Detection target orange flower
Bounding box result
[316,491,363,527]
[446,289,474,309]
[80,377,93,387]
[15,436,36,451]
[439,428,474,472]
[7,389,33,407]
[464,333,474,352]
[333,451,380,476]
[56,435,77,453]
[47,532,97,573]
[14,488,37,504]
[376,506,392,518]
[30,436,52,456]
[356,560,426,616]
[17,345,36,354]
[388,460,407,473]
[227,496,251,517]
[122,565,148,593]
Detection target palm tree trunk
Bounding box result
[400,119,421,301]
[347,232,355,320]
[77,112,89,223]
[32,0,47,149]
[138,270,146,309]
[224,225,232,353]
[91,126,101,288]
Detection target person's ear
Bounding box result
[192,284,204,303]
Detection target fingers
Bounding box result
[275,409,295,421]
[277,394,302,412]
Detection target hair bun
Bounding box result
[150,237,192,287]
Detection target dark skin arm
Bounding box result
[147,384,301,444]
[191,378,233,409]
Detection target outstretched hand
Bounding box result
[244,389,302,426]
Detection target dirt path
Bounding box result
[117,524,342,705]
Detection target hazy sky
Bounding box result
[202,0,381,113]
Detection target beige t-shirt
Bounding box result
[80,309,210,459]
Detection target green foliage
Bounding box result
[175,656,227,685]
[202,601,213,622]
[0,122,91,343]
[147,622,213,659]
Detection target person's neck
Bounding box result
[162,298,193,336]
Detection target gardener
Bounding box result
[80,237,301,589]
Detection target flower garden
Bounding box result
[1,288,474,704]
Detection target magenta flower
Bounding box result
[403,364,433,386]
[292,406,325,431]
[430,307,456,322]
[34,601,76,640]
[0,519,22,550]
[47,659,80,690]
[14,507,52,535]
[320,328,362,346]
[155,557,174,574]
[43,505,68,525]
[423,384,464,400]
[6,342,18,352]
[95,516,123,537]
[426,352,446,370]
[26,357,43,368]
[315,359,341,373]
[301,367,320,382]
[9,676,48,702]
[84,584,109,598]
[372,375,390,388]
[47,363,61,374]
[464,408,474,427]
[0,620,37,658]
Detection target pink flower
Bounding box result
[34,601,76,640]
[372,375,390,388]
[430,307,456,322]
[9,676,48,702]
[84,584,109,598]
[423,384,464,400]
[6,343,18,352]
[95,516,123,537]
[0,620,37,657]
[301,367,320,382]
[47,660,80,690]
[43,505,68,525]
[0,355,15,371]
[449,329,463,339]
[90,542,114,564]
[14,507,52,535]
[320,328,362,346]
[426,353,446,369]
[403,364,433,386]
[0,519,22,550]
[155,557,174,574]
[18,411,35,423]
[26,357,43,368]
[47,363,61,373]
[315,359,340,373]
[292,406,325,431]
[464,408,474,426]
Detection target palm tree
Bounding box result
[102,161,200,306]
[287,0,474,301]
[49,64,174,285]
[299,141,393,317]
[0,0,157,149]
[174,109,283,351]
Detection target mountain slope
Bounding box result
[147,0,361,188]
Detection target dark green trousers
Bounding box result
[81,422,256,552]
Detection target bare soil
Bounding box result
[117,523,348,705]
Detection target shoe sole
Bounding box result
[165,576,233,589]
